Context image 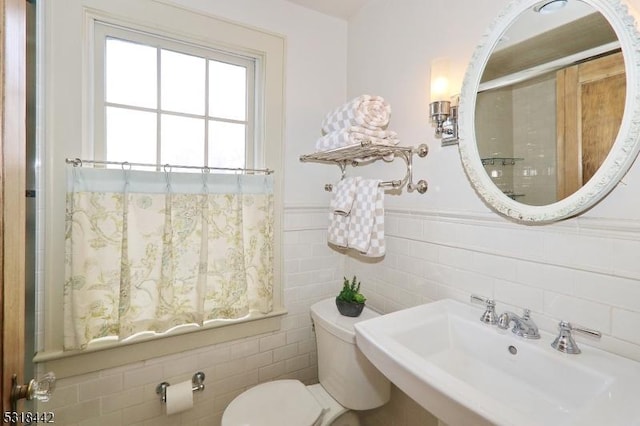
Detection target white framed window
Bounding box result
[39,0,285,378]
[94,23,256,170]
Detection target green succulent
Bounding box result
[337,276,366,304]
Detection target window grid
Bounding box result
[97,24,255,170]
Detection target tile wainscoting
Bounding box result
[36,206,640,425]
[346,208,640,362]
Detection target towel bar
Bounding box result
[300,141,429,194]
[324,179,404,192]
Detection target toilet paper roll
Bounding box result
[165,380,194,415]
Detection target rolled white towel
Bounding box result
[321,95,391,134]
[315,127,399,152]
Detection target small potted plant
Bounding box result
[335,275,366,317]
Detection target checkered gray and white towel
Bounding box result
[315,126,400,152]
[321,95,391,134]
[327,178,385,257]
[330,177,359,215]
[328,205,350,248]
[348,179,384,257]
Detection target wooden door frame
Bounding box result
[556,51,625,200]
[1,0,27,414]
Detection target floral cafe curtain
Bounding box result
[64,166,274,350]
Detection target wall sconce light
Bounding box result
[429,57,459,146]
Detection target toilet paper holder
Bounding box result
[156,372,205,403]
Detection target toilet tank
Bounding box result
[310,298,390,410]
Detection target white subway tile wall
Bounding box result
[37,207,640,426]
[346,210,640,425]
[347,210,640,361]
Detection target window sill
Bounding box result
[34,309,287,379]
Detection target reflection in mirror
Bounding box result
[459,0,640,222]
[474,3,624,206]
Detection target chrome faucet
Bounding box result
[497,309,540,339]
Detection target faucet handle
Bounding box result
[551,321,601,354]
[470,294,498,325]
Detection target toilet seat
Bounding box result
[221,379,325,426]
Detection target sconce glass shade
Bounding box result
[429,58,459,145]
[430,57,451,102]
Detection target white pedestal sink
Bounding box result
[354,299,640,426]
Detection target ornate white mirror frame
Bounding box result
[459,0,640,223]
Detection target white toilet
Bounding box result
[221,298,390,426]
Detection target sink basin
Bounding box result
[354,299,640,426]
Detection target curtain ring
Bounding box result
[121,161,132,171]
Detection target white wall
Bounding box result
[348,0,640,218]
[345,0,640,370]
[346,2,640,423]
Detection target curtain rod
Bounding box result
[65,158,273,175]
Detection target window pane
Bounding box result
[161,50,206,115]
[161,114,205,167]
[106,38,157,108]
[106,107,157,163]
[208,121,246,169]
[209,60,246,121]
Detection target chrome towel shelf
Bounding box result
[300,141,429,194]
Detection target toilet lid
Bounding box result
[222,379,324,426]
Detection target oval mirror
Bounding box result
[459,0,640,223]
